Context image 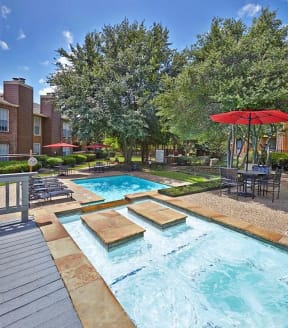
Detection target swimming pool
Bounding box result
[73,175,169,202]
[60,202,288,328]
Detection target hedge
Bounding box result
[159,179,221,197]
[0,160,41,173]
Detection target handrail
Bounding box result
[0,172,36,223]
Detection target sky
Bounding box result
[1,0,288,103]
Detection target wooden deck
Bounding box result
[0,220,82,328]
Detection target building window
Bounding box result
[34,117,41,136]
[0,108,9,132]
[0,144,9,161]
[62,122,71,139]
[33,143,41,155]
[62,147,71,156]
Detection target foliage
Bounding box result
[0,160,40,173]
[159,179,221,197]
[62,156,76,165]
[35,155,49,166]
[85,153,96,162]
[46,157,63,167]
[270,152,288,169]
[155,9,288,163]
[71,154,87,163]
[49,19,177,164]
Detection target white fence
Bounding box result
[0,172,35,222]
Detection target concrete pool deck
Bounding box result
[1,169,288,327]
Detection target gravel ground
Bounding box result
[181,173,288,235]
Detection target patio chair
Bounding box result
[259,170,282,202]
[219,167,244,199]
[93,162,105,173]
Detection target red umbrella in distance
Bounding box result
[85,143,110,149]
[210,109,288,170]
[43,142,78,148]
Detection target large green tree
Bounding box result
[49,19,175,164]
[156,8,288,166]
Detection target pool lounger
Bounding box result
[39,189,74,201]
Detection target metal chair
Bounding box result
[259,170,282,202]
[219,167,244,199]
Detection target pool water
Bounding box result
[73,175,169,202]
[60,203,288,328]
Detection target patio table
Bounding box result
[238,170,268,198]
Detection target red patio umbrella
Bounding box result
[210,109,288,170]
[43,142,78,148]
[85,143,110,149]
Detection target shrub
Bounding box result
[270,152,288,170]
[46,157,63,167]
[107,151,115,158]
[62,156,76,166]
[0,160,41,173]
[72,154,87,163]
[85,153,96,162]
[35,155,49,166]
[159,179,221,197]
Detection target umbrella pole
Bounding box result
[245,114,251,171]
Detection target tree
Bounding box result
[155,9,288,166]
[49,19,174,164]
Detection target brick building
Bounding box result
[0,78,72,159]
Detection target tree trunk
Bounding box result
[141,143,149,164]
[122,136,135,164]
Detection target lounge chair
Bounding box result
[29,176,73,202]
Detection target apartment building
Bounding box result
[0,78,72,159]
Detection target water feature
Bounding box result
[59,201,288,328]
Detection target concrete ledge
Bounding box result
[70,280,135,328]
[81,199,130,213]
[81,210,145,249]
[40,221,69,242]
[128,201,187,228]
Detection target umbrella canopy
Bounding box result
[210,109,288,170]
[43,142,78,148]
[85,143,110,149]
[210,109,288,125]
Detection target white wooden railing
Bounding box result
[0,172,35,222]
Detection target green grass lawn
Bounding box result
[148,169,207,183]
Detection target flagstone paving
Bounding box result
[81,210,145,249]
[127,200,187,228]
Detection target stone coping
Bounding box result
[81,210,145,250]
[31,191,288,328]
[127,201,187,228]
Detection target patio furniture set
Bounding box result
[88,161,106,173]
[29,176,74,202]
[220,165,282,202]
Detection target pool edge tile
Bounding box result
[69,279,136,328]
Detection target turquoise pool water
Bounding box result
[73,175,169,202]
[59,202,288,328]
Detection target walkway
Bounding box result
[0,220,82,328]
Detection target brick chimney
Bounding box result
[3,78,33,154]
[40,94,61,148]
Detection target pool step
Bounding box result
[127,201,187,228]
[81,210,145,250]
[81,198,130,213]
